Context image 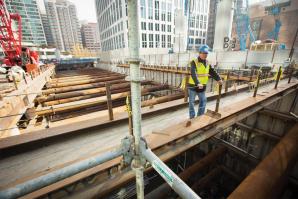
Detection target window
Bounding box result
[161,24,165,32]
[141,22,146,30]
[155,34,160,47]
[155,23,159,31]
[161,34,166,48]
[190,16,195,28]
[167,3,171,22]
[148,0,153,19]
[149,22,153,30]
[167,35,171,48]
[167,25,171,32]
[155,0,159,20]
[142,33,147,48]
[161,2,166,21]
[140,0,146,18]
[149,34,153,48]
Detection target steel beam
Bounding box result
[228,123,298,199]
[236,122,281,140]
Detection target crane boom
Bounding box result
[0,0,22,66]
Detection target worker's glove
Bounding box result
[195,84,204,92]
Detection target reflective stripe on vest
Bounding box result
[189,59,210,85]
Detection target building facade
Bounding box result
[186,0,210,50]
[41,13,54,47]
[248,0,298,49]
[5,0,47,45]
[81,23,101,52]
[95,0,209,56]
[44,0,82,52]
[207,0,218,49]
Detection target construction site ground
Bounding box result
[0,78,293,188]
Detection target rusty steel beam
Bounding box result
[38,81,152,103]
[35,85,169,116]
[42,79,128,95]
[145,146,226,199]
[43,88,132,106]
[228,123,298,199]
[236,122,282,140]
[50,73,121,83]
[260,109,297,122]
[48,75,126,88]
[141,92,185,107]
[191,167,222,192]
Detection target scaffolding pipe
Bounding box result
[0,146,126,199]
[228,123,298,199]
[145,146,226,199]
[141,146,201,199]
[127,0,144,198]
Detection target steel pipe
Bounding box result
[44,87,132,106]
[42,79,128,95]
[141,145,201,199]
[141,92,184,107]
[39,81,151,103]
[145,146,226,199]
[35,85,169,116]
[228,123,298,199]
[48,75,126,88]
[0,146,126,199]
[127,0,145,198]
[50,73,120,83]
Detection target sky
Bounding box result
[37,0,97,23]
[68,0,97,23]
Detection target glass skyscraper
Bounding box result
[5,0,47,46]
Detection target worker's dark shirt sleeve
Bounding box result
[190,60,200,85]
[209,66,221,81]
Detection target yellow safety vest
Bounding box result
[189,59,210,85]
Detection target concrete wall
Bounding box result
[99,48,298,70]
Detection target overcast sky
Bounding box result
[68,0,97,23]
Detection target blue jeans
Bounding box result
[188,88,207,119]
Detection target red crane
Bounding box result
[0,0,22,66]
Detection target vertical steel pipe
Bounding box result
[127,0,144,198]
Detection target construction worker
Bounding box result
[188,45,223,119]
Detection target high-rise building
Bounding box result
[81,22,101,52]
[207,0,218,49]
[95,0,175,55]
[44,0,82,51]
[5,0,47,45]
[95,0,209,55]
[41,13,55,47]
[230,0,298,50]
[186,0,210,50]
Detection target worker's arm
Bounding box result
[190,61,200,86]
[209,66,221,81]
